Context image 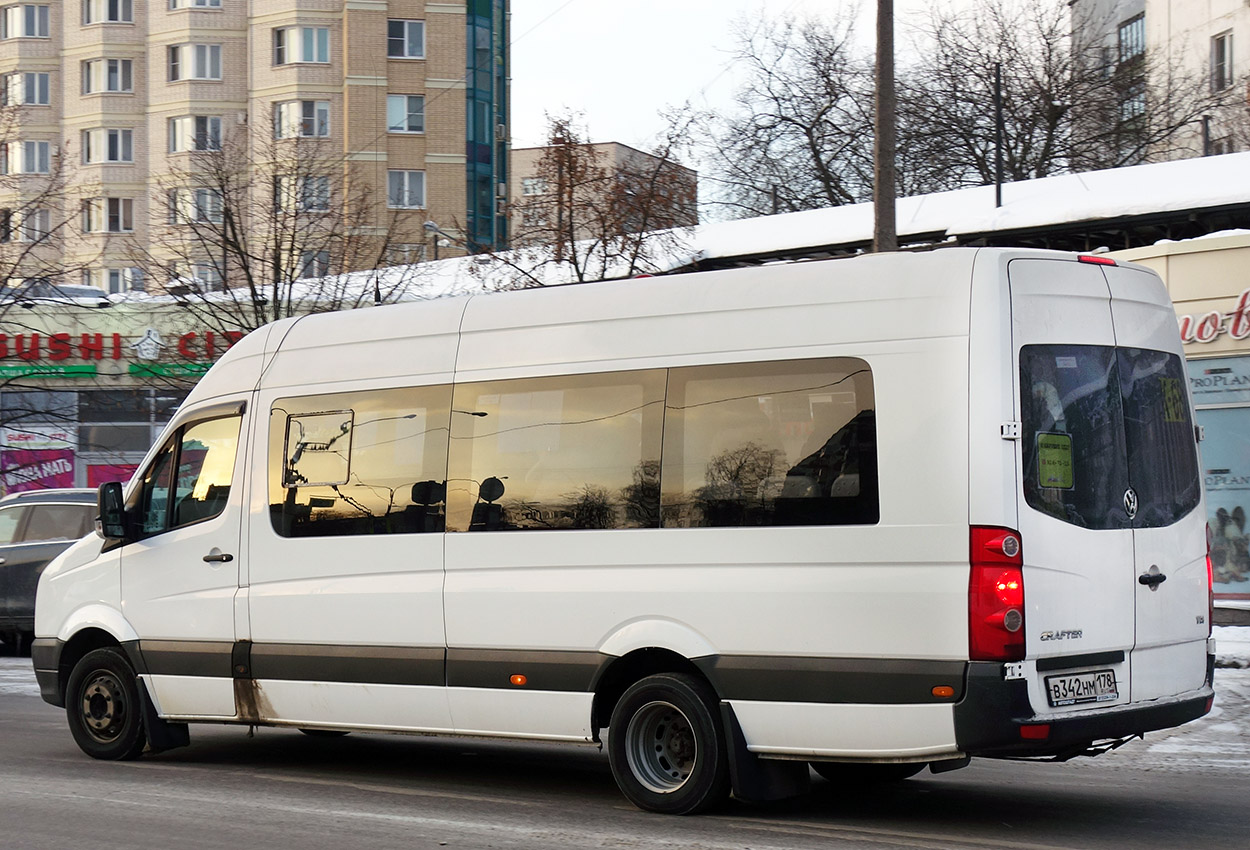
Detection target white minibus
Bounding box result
[34,248,1214,814]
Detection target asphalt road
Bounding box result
[2,659,1247,850]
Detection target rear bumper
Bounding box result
[953,655,1215,759]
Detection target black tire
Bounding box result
[65,647,147,761]
[298,729,350,738]
[607,673,730,815]
[810,761,925,785]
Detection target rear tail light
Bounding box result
[1077,254,1117,266]
[970,526,1026,661]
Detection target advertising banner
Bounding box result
[1196,406,1250,600]
[1,448,76,492]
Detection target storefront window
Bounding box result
[1188,355,1250,599]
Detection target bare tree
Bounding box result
[906,0,1227,185]
[695,2,1229,218]
[128,126,431,337]
[493,113,697,286]
[694,13,876,218]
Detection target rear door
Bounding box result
[1010,259,1137,714]
[1105,266,1208,701]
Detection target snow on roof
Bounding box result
[100,152,1250,307]
[695,151,1250,262]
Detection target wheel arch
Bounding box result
[590,647,714,739]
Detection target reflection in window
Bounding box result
[447,370,665,531]
[269,386,452,537]
[1020,345,1127,529]
[132,414,240,536]
[661,359,878,527]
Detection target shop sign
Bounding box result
[1188,355,1250,406]
[2,425,76,452]
[0,327,244,379]
[0,448,75,492]
[0,363,98,378]
[1178,288,1250,344]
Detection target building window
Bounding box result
[387,170,425,209]
[1,140,51,174]
[82,0,132,24]
[297,250,330,279]
[1116,14,1144,64]
[521,177,548,196]
[1212,31,1234,92]
[189,263,222,290]
[274,176,330,212]
[386,94,425,133]
[168,115,222,152]
[83,198,134,233]
[169,0,221,8]
[274,100,330,138]
[82,58,133,93]
[274,26,329,64]
[386,243,425,265]
[82,128,134,164]
[167,188,222,224]
[1,71,49,105]
[168,44,222,81]
[19,208,50,242]
[386,19,424,58]
[85,267,142,294]
[1,5,50,38]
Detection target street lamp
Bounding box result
[423,220,454,260]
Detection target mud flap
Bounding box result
[720,703,810,803]
[138,678,190,752]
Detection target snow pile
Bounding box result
[1214,625,1250,669]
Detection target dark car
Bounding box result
[0,489,96,655]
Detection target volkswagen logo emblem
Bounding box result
[1124,488,1138,519]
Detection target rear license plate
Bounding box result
[1045,670,1118,707]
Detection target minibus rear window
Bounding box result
[1020,345,1199,530]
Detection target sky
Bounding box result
[508,0,872,151]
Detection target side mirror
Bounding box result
[97,482,128,540]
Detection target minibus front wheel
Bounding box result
[607,673,730,815]
[65,647,147,761]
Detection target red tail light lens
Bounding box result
[970,526,1026,661]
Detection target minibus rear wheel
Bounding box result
[810,761,925,785]
[607,673,730,815]
[65,647,147,761]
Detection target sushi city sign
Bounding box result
[1178,287,1250,344]
[0,327,245,378]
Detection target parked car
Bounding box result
[0,489,96,655]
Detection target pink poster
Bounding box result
[1,448,76,493]
[88,464,139,488]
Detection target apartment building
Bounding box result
[510,141,697,246]
[1072,0,1248,157]
[0,0,508,295]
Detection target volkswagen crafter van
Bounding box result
[34,248,1214,814]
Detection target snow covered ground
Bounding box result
[4,629,1247,775]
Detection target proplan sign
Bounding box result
[0,328,245,378]
[1178,288,1250,344]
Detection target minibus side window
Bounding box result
[269,385,452,537]
[130,414,241,537]
[446,370,665,532]
[661,358,878,528]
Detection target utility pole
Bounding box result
[873,0,897,252]
[995,62,1004,208]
